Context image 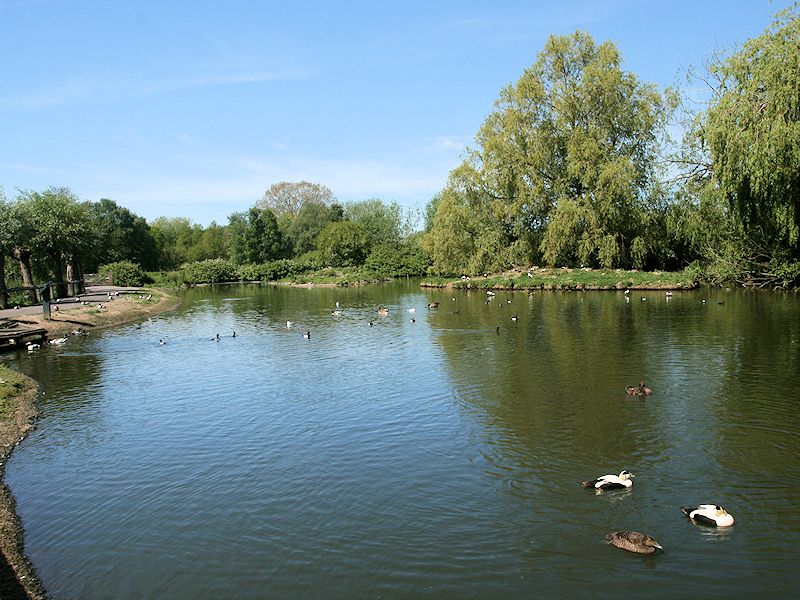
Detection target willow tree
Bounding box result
[428,31,672,273]
[702,6,800,264]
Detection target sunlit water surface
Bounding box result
[3,282,800,598]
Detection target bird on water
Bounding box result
[582,470,635,490]
[625,381,652,396]
[681,505,735,527]
[605,531,662,554]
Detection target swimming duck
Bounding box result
[605,531,662,554]
[159,339,166,346]
[286,321,293,328]
[49,337,68,346]
[407,307,416,313]
[26,342,40,351]
[681,504,735,527]
[302,331,311,340]
[582,470,635,490]
[426,302,439,309]
[625,381,652,396]
[331,310,343,316]
[377,307,390,316]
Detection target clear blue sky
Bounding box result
[0,0,792,226]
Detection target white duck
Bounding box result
[681,504,735,527]
[582,470,635,490]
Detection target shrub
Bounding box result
[364,244,430,277]
[98,261,150,287]
[181,259,238,284]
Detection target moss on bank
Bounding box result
[422,267,697,291]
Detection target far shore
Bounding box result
[0,287,181,599]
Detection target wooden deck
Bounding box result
[0,319,47,352]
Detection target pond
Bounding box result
[3,281,800,598]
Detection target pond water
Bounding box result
[3,282,800,598]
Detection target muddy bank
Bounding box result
[0,367,46,600]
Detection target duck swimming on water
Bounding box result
[582,470,635,490]
[605,531,662,554]
[625,381,652,396]
[681,504,735,527]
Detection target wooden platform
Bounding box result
[0,319,47,352]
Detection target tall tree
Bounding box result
[0,195,11,308]
[702,6,800,261]
[315,221,370,267]
[344,199,405,248]
[258,181,335,217]
[88,198,159,271]
[284,202,343,256]
[427,30,672,273]
[227,208,285,265]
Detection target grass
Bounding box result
[422,267,697,290]
[0,366,27,418]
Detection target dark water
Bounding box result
[3,282,800,599]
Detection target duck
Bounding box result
[377,307,390,316]
[511,315,518,321]
[331,310,343,316]
[407,307,416,313]
[605,531,662,554]
[26,342,40,351]
[159,339,166,346]
[625,381,652,396]
[426,302,439,309]
[681,504,735,527]
[582,470,635,490]
[302,331,311,340]
[286,320,293,328]
[49,337,68,346]
[409,318,416,323]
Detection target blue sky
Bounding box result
[0,0,792,226]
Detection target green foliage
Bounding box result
[227,207,286,265]
[702,6,800,258]
[88,199,159,271]
[426,30,672,273]
[363,243,430,277]
[282,203,344,256]
[315,221,370,267]
[181,258,239,284]
[344,199,405,247]
[98,260,150,287]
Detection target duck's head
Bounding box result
[619,470,635,480]
[642,535,663,551]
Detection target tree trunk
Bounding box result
[12,247,38,303]
[51,253,67,298]
[66,260,85,296]
[0,253,7,309]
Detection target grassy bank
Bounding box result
[18,290,181,338]
[0,366,45,600]
[422,267,697,291]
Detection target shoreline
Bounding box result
[0,288,182,599]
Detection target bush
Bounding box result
[364,244,430,277]
[98,261,150,287]
[181,259,238,284]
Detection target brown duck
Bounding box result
[605,531,663,554]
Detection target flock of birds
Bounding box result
[585,384,736,554]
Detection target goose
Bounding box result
[26,342,40,351]
[49,337,68,346]
[681,505,735,527]
[232,332,236,338]
[582,470,635,490]
[159,339,166,346]
[377,307,390,316]
[409,318,416,323]
[426,302,439,309]
[302,331,311,340]
[625,381,652,396]
[331,310,343,316]
[605,531,662,554]
[511,315,518,321]
[369,321,374,327]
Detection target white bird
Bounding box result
[302,331,311,340]
[582,470,635,490]
[681,504,735,527]
[286,321,293,328]
[26,342,40,351]
[159,339,166,346]
[49,337,68,346]
[407,307,416,313]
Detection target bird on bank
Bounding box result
[605,531,662,554]
[625,381,652,396]
[681,505,735,527]
[582,470,635,490]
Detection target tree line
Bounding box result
[423,6,800,287]
[2,5,798,303]
[0,182,426,307]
